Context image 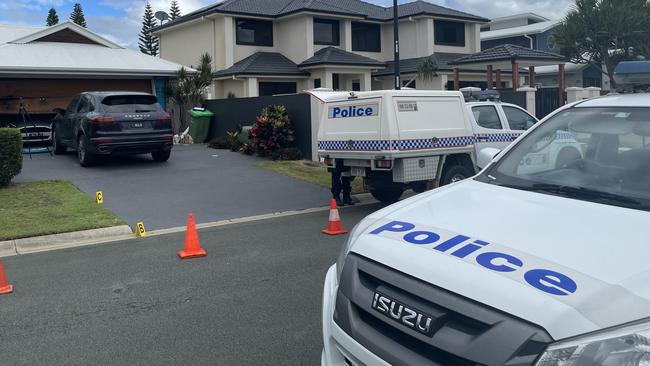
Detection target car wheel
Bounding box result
[52,129,67,155]
[77,136,96,167]
[151,150,171,162]
[370,188,403,203]
[440,164,473,186]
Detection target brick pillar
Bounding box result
[487,65,493,89]
[558,63,566,105]
[453,67,460,90]
[511,61,519,90]
[529,66,535,87]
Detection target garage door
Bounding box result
[0,78,153,114]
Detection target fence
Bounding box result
[204,94,312,157]
[535,87,561,119]
[497,89,526,109]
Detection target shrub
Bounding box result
[249,105,294,156]
[0,128,23,188]
[208,136,231,149]
[271,147,303,161]
[240,142,253,155]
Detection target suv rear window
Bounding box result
[101,95,162,113]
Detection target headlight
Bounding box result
[536,320,650,366]
[335,218,376,281]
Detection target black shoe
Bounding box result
[335,197,345,207]
[343,195,355,206]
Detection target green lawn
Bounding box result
[255,160,364,194]
[0,180,123,241]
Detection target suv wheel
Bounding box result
[151,150,171,162]
[440,164,473,186]
[52,129,66,155]
[77,136,96,167]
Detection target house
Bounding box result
[480,13,609,90]
[0,21,188,125]
[153,0,492,98]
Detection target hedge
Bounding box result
[0,128,23,188]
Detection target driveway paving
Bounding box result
[16,145,331,230]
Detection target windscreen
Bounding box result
[480,107,650,211]
[101,95,162,113]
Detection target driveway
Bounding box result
[16,145,331,230]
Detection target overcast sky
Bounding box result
[0,0,575,49]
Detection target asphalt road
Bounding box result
[0,203,383,366]
[15,145,331,230]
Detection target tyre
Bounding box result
[151,150,171,162]
[411,181,431,193]
[370,188,403,203]
[77,136,96,167]
[440,164,473,186]
[52,128,66,155]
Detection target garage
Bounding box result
[0,21,188,140]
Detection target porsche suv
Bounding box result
[52,91,173,166]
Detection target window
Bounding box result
[435,20,465,47]
[332,74,340,90]
[258,82,296,96]
[352,81,361,91]
[67,95,81,114]
[472,106,502,130]
[352,22,380,52]
[101,95,162,113]
[77,96,90,113]
[313,79,321,88]
[503,106,537,131]
[236,18,273,46]
[314,18,339,45]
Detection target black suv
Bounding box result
[52,91,173,166]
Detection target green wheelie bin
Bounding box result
[187,108,214,143]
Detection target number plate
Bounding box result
[132,122,144,128]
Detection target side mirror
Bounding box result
[53,108,66,116]
[477,147,501,169]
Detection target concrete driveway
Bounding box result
[16,145,331,230]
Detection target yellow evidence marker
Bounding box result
[96,191,103,204]
[135,222,147,237]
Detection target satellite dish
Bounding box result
[155,11,170,23]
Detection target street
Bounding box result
[0,203,382,365]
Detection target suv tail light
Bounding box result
[376,160,392,169]
[89,115,116,125]
[155,113,172,128]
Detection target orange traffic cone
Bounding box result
[0,261,13,295]
[322,199,348,235]
[178,213,207,259]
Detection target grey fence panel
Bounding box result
[535,87,561,119]
[204,94,312,157]
[497,89,527,109]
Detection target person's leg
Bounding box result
[342,176,354,205]
[331,170,344,206]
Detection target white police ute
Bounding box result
[322,62,650,366]
[312,90,478,203]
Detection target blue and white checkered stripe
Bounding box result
[318,140,390,151]
[475,133,522,143]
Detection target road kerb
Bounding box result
[0,240,17,257]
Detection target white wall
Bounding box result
[277,15,312,63]
[159,21,215,69]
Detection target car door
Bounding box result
[501,104,538,134]
[469,104,511,156]
[73,95,91,146]
[59,95,80,144]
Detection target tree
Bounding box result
[551,0,650,89]
[46,8,59,26]
[169,1,181,20]
[138,3,159,56]
[166,53,213,133]
[69,3,87,28]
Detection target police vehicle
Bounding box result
[313,90,573,203]
[322,61,650,366]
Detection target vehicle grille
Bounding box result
[334,254,552,366]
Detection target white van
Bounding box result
[321,84,650,365]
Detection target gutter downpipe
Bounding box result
[523,34,534,49]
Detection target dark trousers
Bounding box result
[331,169,351,198]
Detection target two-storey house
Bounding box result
[153,0,489,98]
